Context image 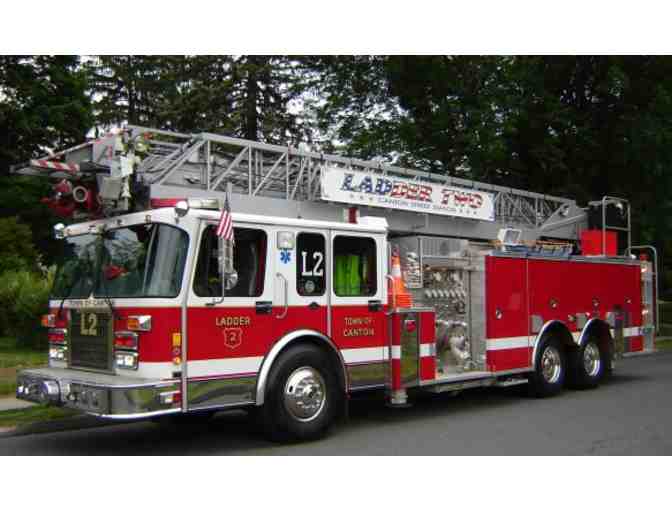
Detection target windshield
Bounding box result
[51,224,189,299]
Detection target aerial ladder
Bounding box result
[13,125,586,242]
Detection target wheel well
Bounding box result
[580,319,613,354]
[255,331,347,407]
[532,321,575,369]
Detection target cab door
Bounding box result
[278,229,329,336]
[330,231,386,371]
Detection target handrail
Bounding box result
[275,273,289,319]
[627,245,660,335]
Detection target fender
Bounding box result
[531,320,573,371]
[255,329,347,407]
[577,317,612,347]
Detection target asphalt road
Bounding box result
[1,352,671,455]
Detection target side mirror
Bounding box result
[224,271,238,290]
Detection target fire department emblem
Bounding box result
[222,328,243,349]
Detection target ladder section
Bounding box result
[12,125,575,229]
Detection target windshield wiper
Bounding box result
[98,266,119,320]
[57,278,78,320]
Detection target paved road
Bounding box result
[1,352,671,455]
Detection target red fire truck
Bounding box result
[12,126,658,441]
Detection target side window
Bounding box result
[193,225,267,298]
[333,236,377,297]
[297,233,326,296]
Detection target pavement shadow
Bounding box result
[0,384,535,455]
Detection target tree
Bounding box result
[0,216,38,274]
[0,55,92,264]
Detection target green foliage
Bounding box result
[0,56,92,266]
[0,56,92,173]
[87,56,313,144]
[3,55,672,299]
[0,268,55,349]
[0,217,38,274]
[0,405,78,428]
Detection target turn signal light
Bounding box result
[42,314,56,328]
[127,315,152,331]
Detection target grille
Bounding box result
[69,311,112,371]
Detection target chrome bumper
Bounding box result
[16,368,182,420]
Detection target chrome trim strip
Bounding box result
[180,401,255,413]
[492,367,533,376]
[97,408,182,420]
[350,384,385,392]
[255,329,347,406]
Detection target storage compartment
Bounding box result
[581,230,617,256]
[392,236,488,376]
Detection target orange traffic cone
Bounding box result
[388,249,413,309]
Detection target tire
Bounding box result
[567,337,607,389]
[259,344,341,442]
[528,335,566,398]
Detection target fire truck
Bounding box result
[12,126,658,441]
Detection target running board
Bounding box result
[424,377,495,394]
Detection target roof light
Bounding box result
[174,200,189,217]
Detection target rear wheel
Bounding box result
[567,338,606,389]
[259,344,341,442]
[528,335,566,397]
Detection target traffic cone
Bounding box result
[388,249,413,309]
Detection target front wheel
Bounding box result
[259,344,341,442]
[528,335,566,398]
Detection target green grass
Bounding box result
[660,301,672,324]
[0,405,78,429]
[0,337,47,397]
[655,338,672,352]
[0,337,47,368]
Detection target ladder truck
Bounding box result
[11,126,658,441]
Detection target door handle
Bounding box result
[308,302,320,310]
[368,300,383,312]
[275,273,288,319]
[255,301,273,315]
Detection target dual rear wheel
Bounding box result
[529,334,607,397]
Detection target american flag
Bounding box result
[216,194,234,241]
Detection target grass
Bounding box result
[655,338,672,352]
[0,405,78,429]
[660,301,672,323]
[0,336,47,397]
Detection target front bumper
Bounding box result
[16,368,182,420]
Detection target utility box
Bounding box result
[581,230,617,256]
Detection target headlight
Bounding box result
[115,351,138,370]
[49,346,67,361]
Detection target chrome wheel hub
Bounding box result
[541,345,562,384]
[583,342,601,377]
[283,367,326,422]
